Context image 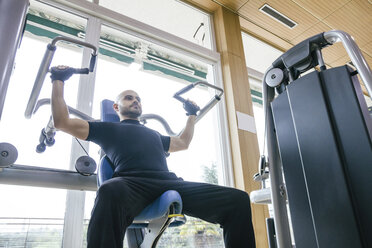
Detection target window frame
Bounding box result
[10,0,235,246]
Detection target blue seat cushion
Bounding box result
[134,190,182,222]
[101,99,119,122]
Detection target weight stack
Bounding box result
[271,66,372,248]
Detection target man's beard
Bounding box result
[120,105,142,118]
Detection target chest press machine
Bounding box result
[251,30,372,248]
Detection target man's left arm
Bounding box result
[169,115,196,152]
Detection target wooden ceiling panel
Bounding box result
[330,52,371,96]
[362,42,372,58]
[363,52,372,72]
[291,0,350,20]
[239,17,292,51]
[330,51,372,73]
[361,51,372,96]
[328,53,349,67]
[291,21,331,44]
[290,22,347,63]
[358,51,371,96]
[322,43,347,64]
[238,0,319,42]
[214,0,248,10]
[323,0,372,47]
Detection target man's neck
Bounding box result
[120,116,139,121]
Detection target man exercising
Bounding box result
[50,66,256,248]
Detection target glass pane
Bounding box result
[157,216,224,247]
[0,186,67,247]
[99,0,212,49]
[249,77,265,154]
[0,7,87,170]
[89,24,222,183]
[242,32,283,74]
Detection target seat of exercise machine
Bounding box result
[99,99,185,228]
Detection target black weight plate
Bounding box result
[75,156,97,176]
[0,143,18,168]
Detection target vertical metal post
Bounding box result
[315,48,326,71]
[262,71,293,248]
[266,218,277,248]
[0,0,29,120]
[266,103,292,248]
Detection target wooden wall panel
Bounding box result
[214,6,269,248]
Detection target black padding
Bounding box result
[320,66,372,247]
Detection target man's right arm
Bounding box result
[51,80,89,140]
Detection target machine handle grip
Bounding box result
[89,54,97,72]
[72,68,89,74]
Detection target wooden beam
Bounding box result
[213,6,269,248]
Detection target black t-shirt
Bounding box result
[86,119,170,173]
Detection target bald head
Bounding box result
[113,90,142,120]
[115,90,139,104]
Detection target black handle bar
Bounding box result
[48,67,90,75]
[173,81,224,123]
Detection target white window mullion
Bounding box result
[62,16,101,248]
[213,60,235,188]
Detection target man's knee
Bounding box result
[229,189,252,213]
[230,189,250,203]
